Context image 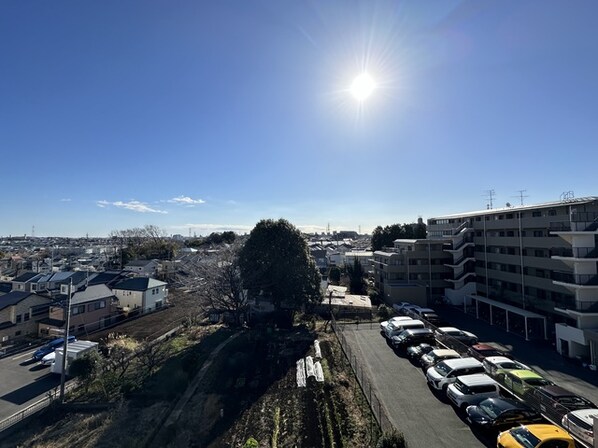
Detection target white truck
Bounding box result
[51,340,99,375]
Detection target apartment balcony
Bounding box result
[550,213,598,234]
[550,246,598,260]
[444,240,474,253]
[555,300,598,314]
[552,271,598,288]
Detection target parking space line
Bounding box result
[11,350,36,361]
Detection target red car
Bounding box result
[467,343,509,361]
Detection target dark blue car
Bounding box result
[32,335,76,361]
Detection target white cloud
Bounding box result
[168,196,206,206]
[96,200,167,214]
[60,198,72,202]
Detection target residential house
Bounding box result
[39,284,117,337]
[11,272,39,292]
[123,259,159,277]
[0,292,51,343]
[112,277,168,313]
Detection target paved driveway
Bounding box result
[0,347,60,422]
[341,326,490,448]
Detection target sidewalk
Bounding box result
[436,305,598,405]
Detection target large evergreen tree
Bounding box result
[239,219,322,311]
[371,222,427,251]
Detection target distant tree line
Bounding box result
[110,225,178,265]
[187,231,236,248]
[371,222,427,251]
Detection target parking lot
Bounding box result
[339,305,598,448]
[340,325,493,448]
[0,346,60,422]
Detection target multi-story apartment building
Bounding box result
[372,239,453,307]
[426,196,598,364]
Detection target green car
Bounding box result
[503,369,552,396]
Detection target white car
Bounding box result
[426,357,485,393]
[379,316,413,332]
[446,373,499,410]
[434,326,478,345]
[40,351,56,366]
[562,408,598,446]
[482,356,530,378]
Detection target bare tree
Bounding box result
[137,338,173,378]
[177,244,248,326]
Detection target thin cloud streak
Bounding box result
[168,196,206,206]
[96,200,168,214]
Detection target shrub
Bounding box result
[244,437,259,448]
[377,304,391,321]
[376,429,407,448]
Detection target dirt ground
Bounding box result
[2,321,378,448]
[159,324,378,448]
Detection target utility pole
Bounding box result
[59,279,73,402]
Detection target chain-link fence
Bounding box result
[331,317,394,434]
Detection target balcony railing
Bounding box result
[552,271,598,286]
[550,215,598,232]
[550,247,598,258]
[558,301,598,313]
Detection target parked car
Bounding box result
[446,373,500,410]
[40,351,56,366]
[420,349,461,370]
[527,385,597,412]
[497,424,575,448]
[380,316,414,333]
[384,319,425,339]
[399,304,422,316]
[391,328,435,351]
[466,397,543,432]
[32,336,77,361]
[406,343,437,361]
[482,356,530,379]
[434,326,478,345]
[561,408,598,446]
[503,370,552,396]
[425,357,485,393]
[467,343,509,361]
[392,302,413,313]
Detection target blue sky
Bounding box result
[1,1,597,237]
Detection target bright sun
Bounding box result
[350,73,376,101]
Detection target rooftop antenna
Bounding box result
[560,191,575,202]
[512,190,529,206]
[483,189,496,209]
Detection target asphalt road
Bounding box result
[0,346,60,422]
[341,327,492,448]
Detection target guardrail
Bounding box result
[0,380,78,434]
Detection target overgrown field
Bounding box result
[3,322,378,448]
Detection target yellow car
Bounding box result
[497,424,575,448]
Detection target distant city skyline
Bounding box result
[2,1,597,237]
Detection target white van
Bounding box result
[426,357,485,393]
[384,319,425,339]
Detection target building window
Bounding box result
[72,305,86,315]
[548,209,556,216]
[16,314,22,323]
[24,313,30,321]
[15,331,21,336]
[532,211,542,217]
[533,230,543,237]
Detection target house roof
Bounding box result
[87,271,127,287]
[12,272,39,283]
[113,277,167,291]
[0,291,49,311]
[56,271,89,285]
[125,260,156,267]
[71,284,115,305]
[0,282,12,294]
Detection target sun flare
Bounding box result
[350,73,376,101]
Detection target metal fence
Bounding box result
[331,317,394,434]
